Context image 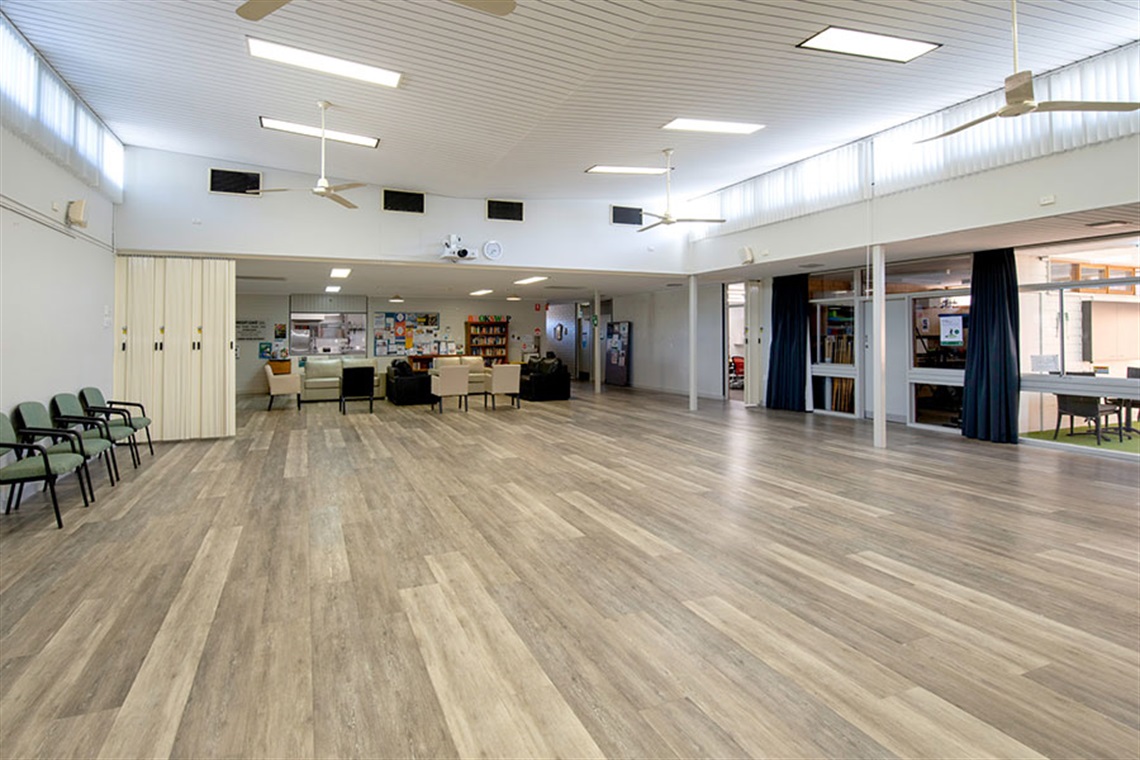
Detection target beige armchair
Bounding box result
[264,364,300,410]
[432,355,488,395]
[430,365,470,413]
[484,363,521,409]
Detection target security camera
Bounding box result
[441,234,479,261]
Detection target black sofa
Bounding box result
[519,356,571,401]
[385,360,433,405]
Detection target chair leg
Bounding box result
[268,394,275,411]
[104,451,116,485]
[1053,412,1061,440]
[143,426,154,455]
[1094,416,1102,445]
[46,478,63,529]
[82,462,94,504]
[296,394,301,410]
[5,483,17,514]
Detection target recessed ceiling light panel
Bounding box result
[247,37,401,87]
[798,26,939,63]
[259,117,379,148]
[513,276,548,285]
[586,165,668,175]
[325,285,342,293]
[469,289,493,296]
[330,267,352,278]
[662,118,765,134]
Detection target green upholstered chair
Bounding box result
[20,398,117,487]
[51,393,140,473]
[79,387,153,456]
[14,401,106,496]
[1,412,89,529]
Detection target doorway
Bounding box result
[726,282,745,402]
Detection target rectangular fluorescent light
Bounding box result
[798,26,939,63]
[662,118,764,135]
[513,276,548,285]
[259,117,379,148]
[247,37,401,87]
[330,267,352,278]
[469,289,493,296]
[505,296,522,301]
[586,165,668,175]
[325,285,342,293]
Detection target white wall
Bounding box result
[115,148,687,274]
[611,283,723,398]
[234,292,547,394]
[1,126,116,413]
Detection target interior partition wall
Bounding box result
[114,255,236,441]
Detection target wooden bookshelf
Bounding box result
[466,319,510,364]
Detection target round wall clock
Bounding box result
[483,240,504,260]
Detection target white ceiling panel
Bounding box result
[4,0,1137,208]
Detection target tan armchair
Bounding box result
[484,363,521,409]
[430,365,470,413]
[432,355,488,395]
[264,364,301,410]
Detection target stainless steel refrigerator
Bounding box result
[604,321,631,386]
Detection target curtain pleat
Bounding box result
[765,274,809,412]
[962,249,1021,443]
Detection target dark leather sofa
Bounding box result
[519,356,571,401]
[385,360,433,405]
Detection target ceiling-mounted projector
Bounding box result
[441,234,478,261]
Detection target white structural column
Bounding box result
[688,274,698,411]
[594,289,602,395]
[872,244,887,448]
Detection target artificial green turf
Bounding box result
[1022,425,1140,455]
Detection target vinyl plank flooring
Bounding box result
[0,388,1136,759]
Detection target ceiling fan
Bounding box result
[257,101,364,209]
[919,0,1139,143]
[639,149,726,233]
[236,0,516,21]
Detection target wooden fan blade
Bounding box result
[915,111,1000,143]
[328,182,365,193]
[325,193,358,209]
[236,0,291,21]
[637,221,666,233]
[676,218,726,224]
[448,0,517,17]
[1035,100,1140,113]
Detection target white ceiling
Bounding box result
[4,0,1138,296]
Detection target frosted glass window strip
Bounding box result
[0,20,37,116]
[39,72,74,143]
[0,14,124,201]
[1047,44,1140,151]
[102,132,124,192]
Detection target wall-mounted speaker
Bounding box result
[66,199,87,228]
[209,168,262,196]
[611,205,643,226]
[486,199,524,222]
[383,188,426,214]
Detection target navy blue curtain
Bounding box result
[962,248,1020,443]
[766,274,809,412]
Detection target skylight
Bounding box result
[798,26,939,63]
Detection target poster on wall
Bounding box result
[274,323,287,339]
[374,311,440,356]
[940,314,964,347]
[236,320,266,340]
[258,342,272,359]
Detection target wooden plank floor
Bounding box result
[2,387,1138,759]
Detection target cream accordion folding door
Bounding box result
[114,256,236,441]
